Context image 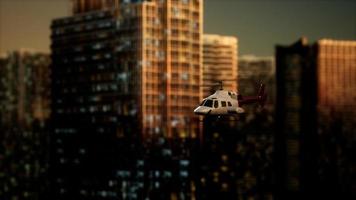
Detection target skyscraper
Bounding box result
[54,0,202,139]
[316,39,356,199]
[275,38,318,199]
[51,0,203,143]
[203,34,238,96]
[275,37,356,199]
[50,0,202,198]
[317,39,356,114]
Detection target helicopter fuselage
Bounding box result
[194,83,266,116]
[194,90,245,116]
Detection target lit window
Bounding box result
[137,160,144,166]
[180,160,189,166]
[181,73,189,80]
[163,171,172,178]
[180,171,188,177]
[92,43,102,50]
[137,171,144,177]
[172,7,179,17]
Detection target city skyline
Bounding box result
[1,1,355,199]
[1,0,355,56]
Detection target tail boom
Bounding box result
[239,84,267,107]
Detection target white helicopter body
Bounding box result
[194,84,266,116]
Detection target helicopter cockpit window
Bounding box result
[228,102,232,107]
[221,101,227,107]
[214,100,219,108]
[203,99,213,107]
[200,100,206,106]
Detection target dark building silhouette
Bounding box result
[275,38,355,199]
[197,113,274,200]
[0,50,51,199]
[50,9,141,198]
[275,38,318,199]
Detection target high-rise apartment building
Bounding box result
[55,0,202,139]
[203,34,237,96]
[316,39,356,199]
[238,55,275,106]
[317,39,356,113]
[51,0,202,198]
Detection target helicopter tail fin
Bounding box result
[238,83,267,107]
[257,84,267,107]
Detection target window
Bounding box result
[214,100,219,108]
[221,101,226,107]
[203,99,213,107]
[228,102,232,107]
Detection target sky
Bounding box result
[0,0,355,56]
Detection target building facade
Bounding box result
[203,34,237,96]
[275,37,356,199]
[275,38,318,199]
[57,0,202,138]
[51,0,202,198]
[0,50,51,199]
[196,113,274,199]
[317,39,356,114]
[316,39,356,199]
[0,49,51,131]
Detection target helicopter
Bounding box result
[194,81,267,116]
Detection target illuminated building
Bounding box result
[316,39,356,198]
[238,55,275,106]
[317,39,356,113]
[59,0,202,138]
[51,0,202,198]
[203,34,238,96]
